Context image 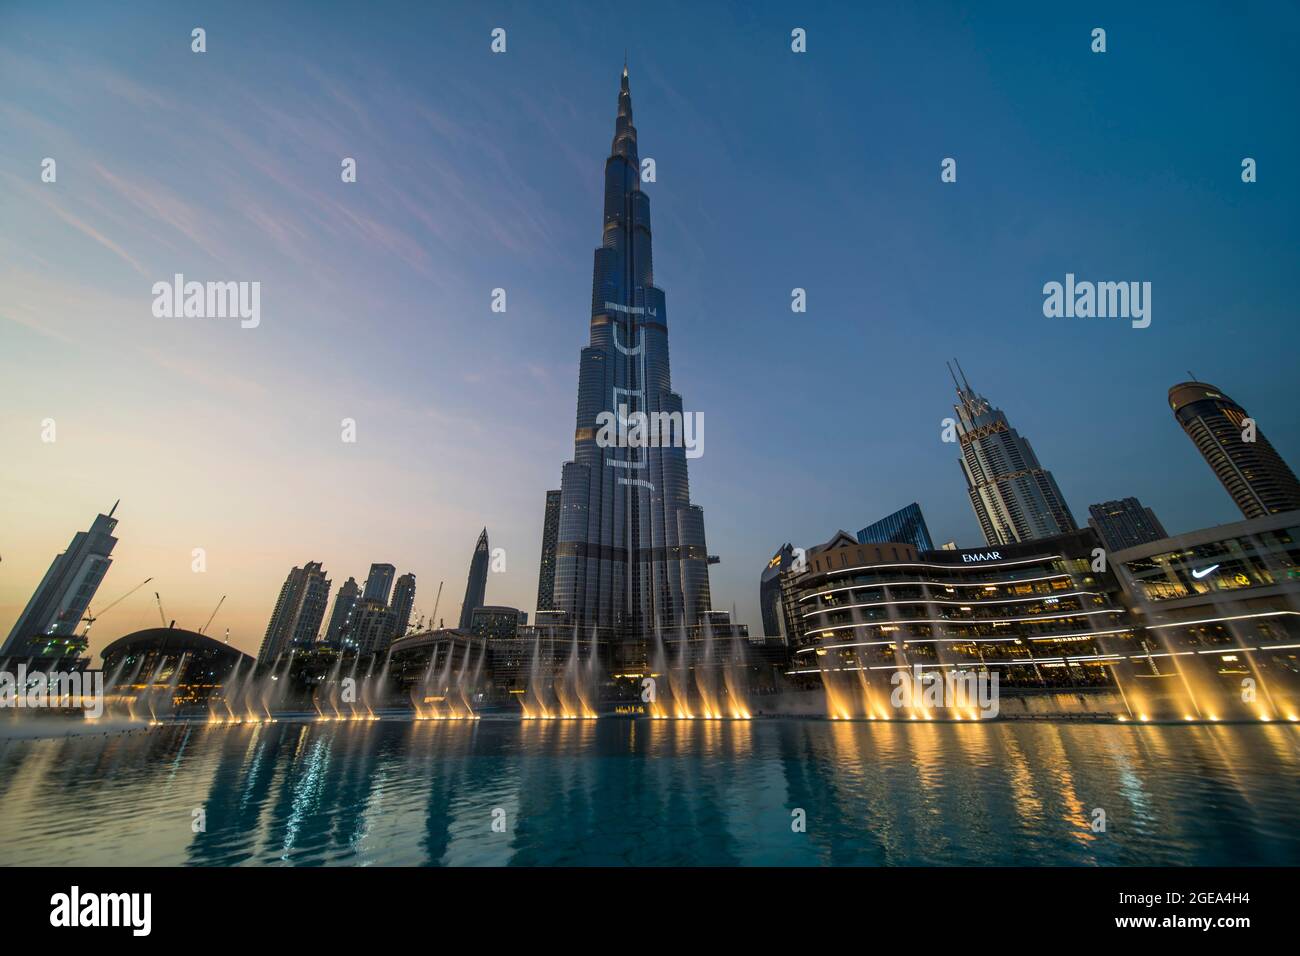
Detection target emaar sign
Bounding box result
[961,551,1002,563]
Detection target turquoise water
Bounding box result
[1,717,1297,866]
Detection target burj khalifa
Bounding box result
[550,66,712,661]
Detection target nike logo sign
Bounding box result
[1191,564,1219,579]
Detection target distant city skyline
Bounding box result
[3,2,1298,659]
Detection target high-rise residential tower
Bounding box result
[535,489,561,612]
[352,599,396,657]
[257,561,331,665]
[1088,498,1168,552]
[1169,380,1300,518]
[390,572,416,641]
[362,563,396,604]
[550,66,712,651]
[458,529,490,631]
[2,502,120,660]
[949,362,1077,546]
[857,502,936,553]
[324,576,360,646]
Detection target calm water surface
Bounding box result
[1,718,1297,866]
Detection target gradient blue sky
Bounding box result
[3,1,1298,657]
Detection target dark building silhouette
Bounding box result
[101,627,255,706]
[362,563,396,604]
[759,543,797,639]
[535,489,561,612]
[470,606,525,641]
[323,576,360,646]
[2,502,120,660]
[390,572,417,642]
[258,561,331,665]
[550,66,712,652]
[1169,380,1300,519]
[458,529,490,632]
[1088,498,1167,552]
[857,502,935,553]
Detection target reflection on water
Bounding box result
[0,719,1297,866]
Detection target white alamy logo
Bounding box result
[595,405,704,459]
[1,666,103,719]
[152,273,260,328]
[50,886,151,936]
[890,665,1000,718]
[1042,273,1150,329]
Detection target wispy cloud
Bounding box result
[1,170,149,276]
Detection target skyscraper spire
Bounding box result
[613,64,636,161]
[549,65,713,659]
[950,367,1077,546]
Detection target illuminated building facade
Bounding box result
[788,529,1137,689]
[535,489,561,613]
[101,627,255,708]
[470,606,526,641]
[323,576,360,647]
[1112,510,1300,698]
[949,362,1078,546]
[551,66,713,664]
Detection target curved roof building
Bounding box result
[1169,380,1300,519]
[101,627,254,687]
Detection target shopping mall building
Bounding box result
[785,529,1139,693]
[784,512,1300,717]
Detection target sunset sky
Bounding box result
[3,1,1298,660]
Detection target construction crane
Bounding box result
[199,595,226,635]
[431,581,444,631]
[81,576,153,636]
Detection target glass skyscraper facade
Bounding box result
[2,503,120,660]
[1169,380,1300,519]
[950,362,1077,546]
[857,502,935,553]
[551,67,712,653]
[362,563,396,605]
